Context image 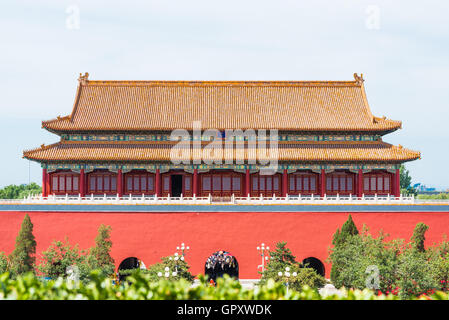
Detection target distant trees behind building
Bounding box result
[0,183,41,199]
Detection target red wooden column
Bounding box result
[282,169,288,197]
[394,168,401,197]
[117,169,123,197]
[155,169,161,197]
[391,171,396,197]
[320,169,326,197]
[193,168,198,196]
[47,171,50,195]
[79,169,85,197]
[245,169,250,197]
[42,168,48,197]
[357,169,363,198]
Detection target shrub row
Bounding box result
[2,271,449,300]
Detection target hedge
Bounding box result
[1,271,449,300]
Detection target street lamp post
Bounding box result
[157,266,178,279]
[277,266,297,295]
[176,242,190,259]
[257,243,270,272]
[169,242,190,272]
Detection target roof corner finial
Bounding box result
[353,73,364,84]
[78,72,89,85]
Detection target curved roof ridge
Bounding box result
[41,73,403,134]
[23,141,61,157]
[83,80,362,87]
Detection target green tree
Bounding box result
[0,183,42,199]
[37,237,86,280]
[330,215,360,282]
[259,242,325,290]
[268,241,297,264]
[0,252,8,274]
[119,255,195,283]
[411,223,429,253]
[258,241,296,283]
[429,250,449,292]
[332,214,359,246]
[396,244,436,298]
[88,225,115,278]
[9,214,37,277]
[328,221,449,298]
[400,165,417,196]
[147,255,194,282]
[420,235,449,294]
[400,164,412,190]
[428,237,449,292]
[329,226,402,292]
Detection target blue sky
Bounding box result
[1,0,448,189]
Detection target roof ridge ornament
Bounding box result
[78,72,89,85]
[353,73,364,85]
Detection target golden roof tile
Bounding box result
[41,74,402,133]
[23,140,421,163]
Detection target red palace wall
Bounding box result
[1,210,449,278]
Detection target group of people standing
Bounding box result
[205,250,239,282]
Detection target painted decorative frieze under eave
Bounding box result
[41,162,402,172]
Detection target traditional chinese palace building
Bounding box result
[3,72,445,280]
[23,73,420,199]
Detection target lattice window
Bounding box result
[251,173,281,196]
[87,171,117,194]
[125,171,155,194]
[363,172,392,194]
[201,172,243,196]
[325,172,355,194]
[50,171,80,194]
[289,173,318,195]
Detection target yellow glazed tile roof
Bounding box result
[23,140,420,163]
[41,73,401,133]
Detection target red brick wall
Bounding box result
[1,211,448,278]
